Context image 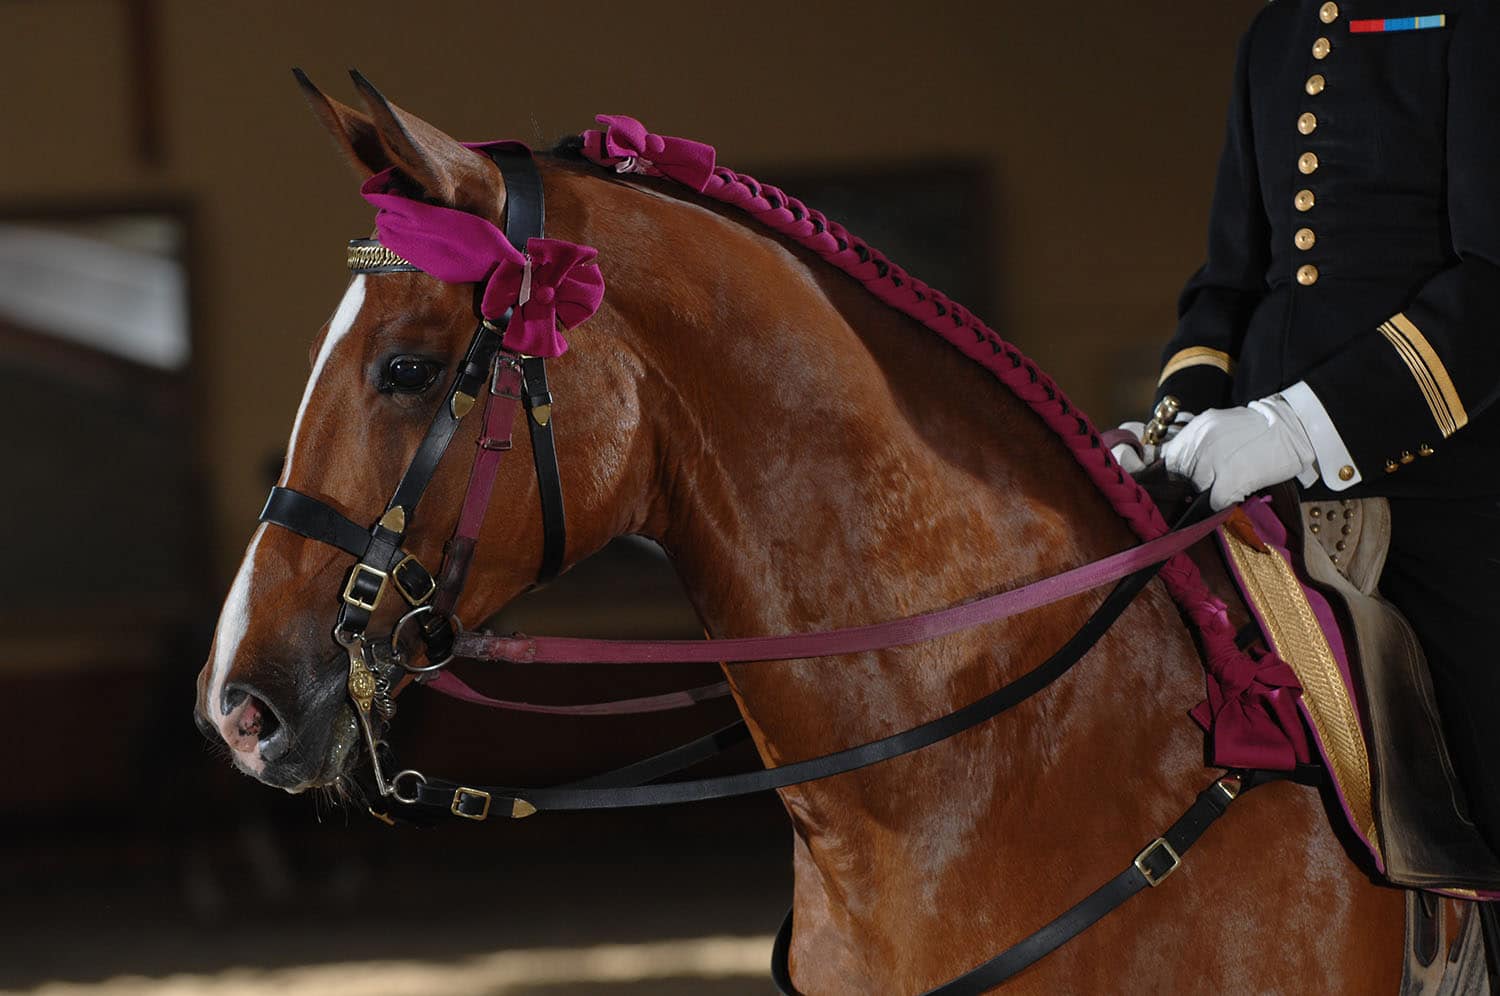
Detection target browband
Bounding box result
[347,237,419,274]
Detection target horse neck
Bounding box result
[594,181,1163,770]
[563,174,1211,984]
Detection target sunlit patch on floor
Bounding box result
[2,935,777,996]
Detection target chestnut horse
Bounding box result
[195,76,1403,992]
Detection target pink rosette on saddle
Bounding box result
[580,114,717,193]
[360,165,604,357]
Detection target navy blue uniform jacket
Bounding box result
[1154,0,1500,496]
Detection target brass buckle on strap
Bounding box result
[391,554,435,606]
[342,563,389,612]
[451,786,493,821]
[1133,837,1182,887]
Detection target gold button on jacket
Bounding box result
[1295,189,1316,212]
[1297,264,1320,286]
[1296,228,1317,250]
[1313,36,1331,59]
[1298,112,1318,135]
[1320,1,1340,24]
[1299,152,1320,175]
[1306,74,1327,96]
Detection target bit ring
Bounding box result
[391,769,427,805]
[391,605,461,675]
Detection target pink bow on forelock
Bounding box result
[581,114,717,192]
[361,166,605,358]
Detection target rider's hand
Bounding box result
[1160,395,1318,509]
[1110,411,1194,473]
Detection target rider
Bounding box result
[1113,1,1500,857]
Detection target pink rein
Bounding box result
[453,509,1231,666]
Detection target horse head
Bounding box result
[194,73,651,792]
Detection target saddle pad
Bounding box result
[1219,497,1500,895]
[1218,499,1381,862]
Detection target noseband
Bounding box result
[258,147,566,796]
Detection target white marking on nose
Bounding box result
[205,276,365,761]
[206,525,266,772]
[284,274,366,481]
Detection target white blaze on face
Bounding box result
[205,275,368,755]
[284,274,367,481]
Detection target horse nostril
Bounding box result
[221,685,247,717]
[222,682,285,758]
[260,720,291,763]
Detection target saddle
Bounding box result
[1133,463,1500,893]
[1275,486,1500,894]
[1154,472,1500,894]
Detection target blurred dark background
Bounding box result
[0,1,1258,992]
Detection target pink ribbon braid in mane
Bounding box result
[578,114,1310,771]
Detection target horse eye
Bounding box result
[382,355,441,394]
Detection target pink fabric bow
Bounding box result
[1190,641,1309,771]
[1175,499,1313,770]
[359,160,605,358]
[580,114,717,192]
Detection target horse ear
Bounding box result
[347,69,500,215]
[293,68,389,179]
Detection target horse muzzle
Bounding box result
[195,657,358,791]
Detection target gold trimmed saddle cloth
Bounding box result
[1220,488,1500,893]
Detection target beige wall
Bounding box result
[0,0,1261,580]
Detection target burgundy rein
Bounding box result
[448,509,1231,669]
[422,508,1229,718]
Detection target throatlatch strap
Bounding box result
[771,773,1251,996]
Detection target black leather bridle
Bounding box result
[257,148,565,796]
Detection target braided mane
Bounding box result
[556,124,1307,770]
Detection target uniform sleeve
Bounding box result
[1301,2,1500,477]
[1154,25,1271,415]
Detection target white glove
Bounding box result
[1161,395,1318,509]
[1110,411,1194,473]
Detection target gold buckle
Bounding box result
[1134,837,1181,887]
[451,787,492,821]
[391,554,435,606]
[342,563,388,612]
